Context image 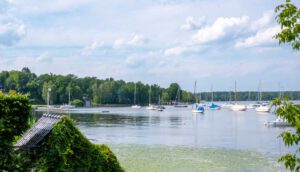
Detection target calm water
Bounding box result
[35,102,293,171]
[63,104,290,154]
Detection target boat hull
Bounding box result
[255,106,270,112]
[231,104,247,111]
[131,105,141,109]
[192,109,204,113]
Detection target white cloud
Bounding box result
[113,34,148,49]
[164,46,200,56]
[82,41,104,55]
[250,11,274,31]
[180,16,206,31]
[127,34,148,46]
[36,52,52,62]
[0,14,26,46]
[113,39,126,49]
[192,16,249,44]
[235,26,280,48]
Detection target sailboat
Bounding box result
[192,81,205,113]
[131,83,141,109]
[255,80,271,112]
[60,87,75,109]
[156,95,164,111]
[174,88,188,108]
[146,86,156,110]
[222,90,234,108]
[231,81,247,111]
[208,86,221,110]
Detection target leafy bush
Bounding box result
[71,99,84,107]
[0,91,31,170]
[273,97,300,171]
[29,116,124,172]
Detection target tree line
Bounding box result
[0,68,195,105]
[0,68,298,106]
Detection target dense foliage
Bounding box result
[22,116,124,172]
[274,1,300,171]
[273,98,300,171]
[275,0,300,50]
[0,68,195,105]
[1,68,297,106]
[0,92,31,171]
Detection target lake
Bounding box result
[35,102,292,171]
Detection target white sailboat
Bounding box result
[174,88,188,108]
[192,81,205,113]
[60,87,75,109]
[146,86,156,110]
[156,95,164,111]
[131,83,141,109]
[222,90,234,108]
[255,80,271,112]
[231,81,247,111]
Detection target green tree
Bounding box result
[167,83,180,101]
[274,1,300,171]
[275,0,300,50]
[71,99,84,107]
[161,92,170,104]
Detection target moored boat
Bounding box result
[231,81,247,111]
[231,104,247,111]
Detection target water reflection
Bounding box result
[34,104,294,155]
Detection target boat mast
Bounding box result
[234,80,237,103]
[229,88,232,103]
[177,88,180,103]
[134,83,137,104]
[248,91,251,101]
[149,86,151,105]
[194,81,197,103]
[259,80,262,102]
[68,87,71,105]
[211,85,214,102]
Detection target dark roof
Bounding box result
[14,114,61,150]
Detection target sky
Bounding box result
[0,0,299,92]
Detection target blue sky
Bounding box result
[0,0,299,92]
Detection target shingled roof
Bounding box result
[14,114,61,150]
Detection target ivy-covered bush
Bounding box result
[0,91,123,171]
[29,116,124,172]
[0,91,31,170]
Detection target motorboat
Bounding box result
[266,117,290,127]
[255,104,271,112]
